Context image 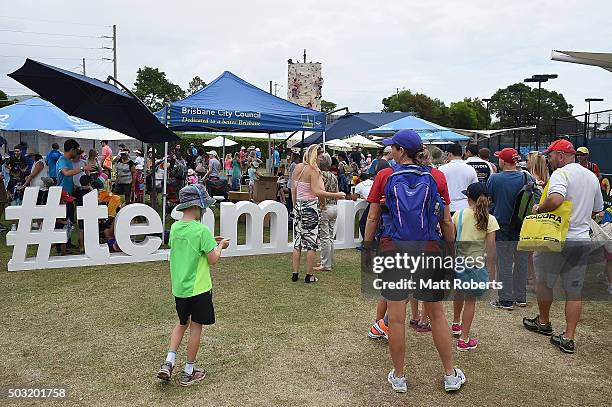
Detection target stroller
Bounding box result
[206,177,230,200]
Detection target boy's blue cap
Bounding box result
[382,129,423,153]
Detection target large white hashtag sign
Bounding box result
[6,186,70,270]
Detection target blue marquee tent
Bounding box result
[295,112,413,147]
[156,71,325,133]
[367,115,470,142]
[0,97,102,132]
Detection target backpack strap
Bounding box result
[457,209,464,241]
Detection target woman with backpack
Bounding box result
[291,145,345,283]
[363,129,466,393]
[451,182,499,351]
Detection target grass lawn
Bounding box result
[1,233,611,406]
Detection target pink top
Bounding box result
[224,159,232,170]
[101,145,112,160]
[295,180,316,200]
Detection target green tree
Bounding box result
[449,100,479,129]
[0,89,15,108]
[320,99,337,113]
[132,67,185,111]
[382,89,450,126]
[187,76,206,96]
[490,82,572,129]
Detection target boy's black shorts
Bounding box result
[175,290,215,326]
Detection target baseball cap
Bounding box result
[382,129,423,153]
[207,150,218,156]
[543,139,576,155]
[462,182,487,201]
[576,146,589,155]
[494,147,519,163]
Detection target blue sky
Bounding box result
[1,0,611,119]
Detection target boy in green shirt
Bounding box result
[157,184,229,386]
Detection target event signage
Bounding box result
[169,105,320,132]
[5,186,368,272]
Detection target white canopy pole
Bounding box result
[222,136,226,163]
[267,132,272,175]
[322,130,326,150]
[161,141,168,239]
[162,106,170,240]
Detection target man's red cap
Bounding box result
[494,147,519,163]
[544,139,576,155]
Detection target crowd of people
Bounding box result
[287,130,606,393]
[0,132,608,392]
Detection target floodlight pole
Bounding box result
[524,74,557,151]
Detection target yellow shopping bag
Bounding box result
[517,182,572,252]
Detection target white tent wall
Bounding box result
[1,131,143,155]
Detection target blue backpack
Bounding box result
[382,165,444,241]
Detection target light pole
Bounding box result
[524,74,557,150]
[482,98,495,149]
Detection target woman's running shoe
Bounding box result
[367,318,388,340]
[457,337,478,351]
[444,368,466,392]
[388,370,408,393]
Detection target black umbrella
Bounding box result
[8,59,178,143]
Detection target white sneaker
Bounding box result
[444,368,466,392]
[387,370,407,393]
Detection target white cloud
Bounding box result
[1,0,611,117]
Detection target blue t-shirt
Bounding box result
[56,155,74,193]
[46,149,62,178]
[368,158,380,174]
[486,170,533,229]
[273,150,280,167]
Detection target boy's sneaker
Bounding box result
[490,300,514,310]
[387,370,408,393]
[157,361,173,382]
[451,323,462,336]
[367,318,389,340]
[550,332,575,354]
[514,301,528,307]
[179,367,207,386]
[457,338,478,351]
[522,315,553,336]
[444,368,466,392]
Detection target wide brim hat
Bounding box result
[175,184,216,211]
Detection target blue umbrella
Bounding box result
[0,97,102,131]
[368,115,470,142]
[8,59,178,143]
